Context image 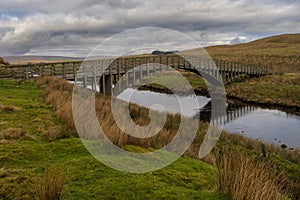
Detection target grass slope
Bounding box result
[37,77,300,198]
[140,70,300,108]
[0,80,227,199]
[184,33,300,73]
[226,73,300,109]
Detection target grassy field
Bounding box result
[139,69,208,95]
[1,78,299,199]
[1,33,300,199]
[40,77,300,198]
[226,73,300,109]
[140,70,300,109]
[0,79,227,199]
[180,34,300,108]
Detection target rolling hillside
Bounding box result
[186,34,300,73]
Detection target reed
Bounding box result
[214,147,289,200]
[36,77,299,197]
[34,167,64,200]
[37,76,300,164]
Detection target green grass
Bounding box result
[139,70,207,95]
[226,73,300,108]
[0,80,228,199]
[142,70,300,108]
[1,139,228,199]
[0,80,63,140]
[1,79,299,199]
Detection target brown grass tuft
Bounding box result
[0,104,21,113]
[36,77,300,163]
[34,167,64,200]
[214,147,289,200]
[220,131,300,165]
[45,127,64,142]
[0,128,26,140]
[36,77,299,197]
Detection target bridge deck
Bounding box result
[0,54,269,95]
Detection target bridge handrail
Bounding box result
[0,54,270,81]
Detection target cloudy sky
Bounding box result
[0,0,299,57]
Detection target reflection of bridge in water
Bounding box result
[195,101,257,125]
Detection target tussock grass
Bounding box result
[37,77,187,148]
[0,79,229,199]
[220,132,300,165]
[0,104,21,113]
[215,147,289,200]
[37,77,300,163]
[37,78,75,136]
[34,167,64,200]
[45,127,64,142]
[37,77,299,198]
[0,128,27,140]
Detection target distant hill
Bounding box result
[184,34,300,73]
[3,55,82,65]
[3,34,300,73]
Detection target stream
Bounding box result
[117,88,300,149]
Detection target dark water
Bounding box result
[117,88,300,149]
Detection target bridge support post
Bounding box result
[100,74,112,95]
[230,63,234,81]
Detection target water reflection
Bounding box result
[117,88,300,149]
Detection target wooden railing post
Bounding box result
[103,61,106,94]
[4,66,7,78]
[92,65,96,91]
[63,63,66,79]
[72,63,76,81]
[25,67,29,81]
[50,64,54,77]
[12,66,15,79]
[39,65,42,77]
[83,64,87,88]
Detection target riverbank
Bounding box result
[40,77,300,198]
[1,78,299,199]
[139,71,300,112]
[0,79,227,199]
[226,73,300,111]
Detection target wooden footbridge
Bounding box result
[0,54,269,95]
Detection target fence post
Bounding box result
[63,63,66,79]
[102,61,106,94]
[25,67,29,81]
[73,63,76,81]
[83,64,87,88]
[133,58,136,84]
[12,66,15,79]
[51,64,54,77]
[39,65,42,77]
[4,66,7,78]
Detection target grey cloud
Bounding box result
[0,0,299,56]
